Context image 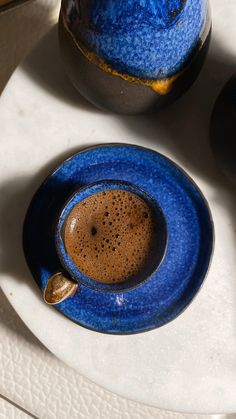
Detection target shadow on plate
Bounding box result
[22,24,99,112]
[0,145,92,342]
[0,288,43,349]
[0,1,58,93]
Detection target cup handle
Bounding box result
[43,272,78,305]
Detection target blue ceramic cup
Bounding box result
[55,180,167,292]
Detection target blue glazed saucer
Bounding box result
[23,144,214,334]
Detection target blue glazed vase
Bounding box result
[59,0,211,114]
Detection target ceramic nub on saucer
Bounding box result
[23,144,214,334]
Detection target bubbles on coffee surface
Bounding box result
[63,190,158,284]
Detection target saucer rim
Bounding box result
[23,143,214,335]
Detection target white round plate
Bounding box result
[1,1,236,414]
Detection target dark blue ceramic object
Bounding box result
[59,0,211,114]
[56,180,167,293]
[210,76,236,183]
[23,144,214,334]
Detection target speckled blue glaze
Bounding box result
[65,0,209,79]
[56,180,167,292]
[23,144,213,334]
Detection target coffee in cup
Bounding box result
[63,189,159,284]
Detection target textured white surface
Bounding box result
[0,399,29,419]
[1,0,236,417]
[2,288,222,419]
